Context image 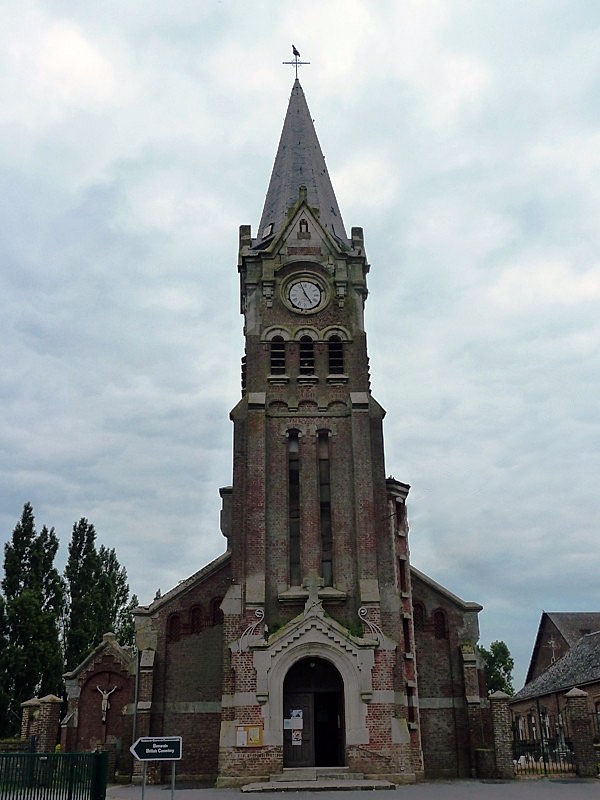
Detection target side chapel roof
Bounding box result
[63,632,133,680]
[256,79,348,247]
[512,630,600,702]
[545,612,600,645]
[525,611,600,683]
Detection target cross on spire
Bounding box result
[282,45,310,79]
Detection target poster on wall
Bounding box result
[284,709,303,730]
[235,725,264,747]
[292,730,302,746]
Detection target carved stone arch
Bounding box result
[294,327,319,341]
[298,400,318,412]
[263,327,292,342]
[256,636,371,747]
[268,400,289,413]
[322,326,352,342]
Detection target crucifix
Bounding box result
[282,44,310,79]
[97,685,118,723]
[547,636,558,663]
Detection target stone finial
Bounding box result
[565,687,588,698]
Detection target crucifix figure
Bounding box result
[97,685,117,723]
[547,637,558,663]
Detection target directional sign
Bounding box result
[130,736,182,761]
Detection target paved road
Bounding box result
[107,779,599,800]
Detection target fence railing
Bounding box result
[512,711,575,776]
[0,751,107,800]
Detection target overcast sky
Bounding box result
[2,0,599,688]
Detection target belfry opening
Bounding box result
[283,657,344,768]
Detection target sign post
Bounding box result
[130,737,182,800]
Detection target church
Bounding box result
[63,78,491,785]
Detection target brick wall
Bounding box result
[411,571,482,778]
[144,558,231,781]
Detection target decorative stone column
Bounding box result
[461,644,486,776]
[489,691,514,780]
[565,688,597,778]
[36,695,63,752]
[132,649,156,783]
[20,697,40,742]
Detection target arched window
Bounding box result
[397,557,408,592]
[211,597,224,626]
[433,609,448,640]
[270,336,286,374]
[288,431,301,585]
[241,354,247,393]
[406,684,416,723]
[328,335,344,374]
[191,606,203,634]
[413,603,425,632]
[318,431,332,586]
[167,613,181,642]
[402,616,411,653]
[299,336,315,374]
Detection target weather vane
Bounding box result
[282,44,310,79]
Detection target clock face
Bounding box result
[289,280,322,310]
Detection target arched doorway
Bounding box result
[283,656,345,767]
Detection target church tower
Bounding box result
[218,79,422,782]
[66,74,487,786]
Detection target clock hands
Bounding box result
[300,282,312,303]
[288,279,322,310]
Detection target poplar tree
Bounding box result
[63,518,100,670]
[0,595,10,737]
[64,520,137,669]
[1,503,65,734]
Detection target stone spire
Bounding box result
[256,79,348,246]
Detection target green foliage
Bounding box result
[1,503,65,736]
[0,505,138,740]
[478,639,515,695]
[116,593,138,648]
[64,518,101,670]
[64,519,137,669]
[0,595,10,735]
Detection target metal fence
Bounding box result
[0,751,107,800]
[512,709,575,776]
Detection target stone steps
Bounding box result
[241,767,396,792]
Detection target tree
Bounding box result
[63,518,101,670]
[116,593,139,648]
[64,520,137,669]
[479,639,515,695]
[1,503,65,734]
[0,595,10,736]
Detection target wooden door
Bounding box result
[283,691,314,767]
